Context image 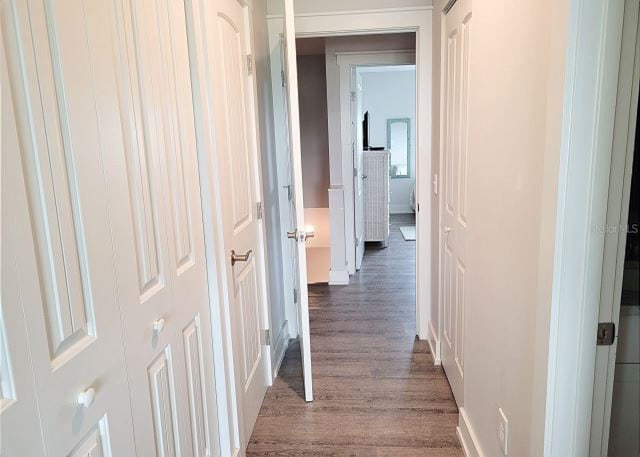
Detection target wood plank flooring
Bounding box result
[247,214,463,456]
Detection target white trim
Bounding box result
[457,408,484,457]
[544,1,626,456]
[266,6,433,20]
[243,5,275,389]
[329,269,350,285]
[390,205,415,214]
[427,320,441,364]
[271,321,290,379]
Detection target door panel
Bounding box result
[354,70,365,270]
[112,0,219,455]
[441,0,472,406]
[283,0,314,402]
[207,0,271,442]
[3,0,137,453]
[1,47,47,455]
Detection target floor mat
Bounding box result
[399,226,416,241]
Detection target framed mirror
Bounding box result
[387,118,411,178]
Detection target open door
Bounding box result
[353,69,365,270]
[282,0,314,402]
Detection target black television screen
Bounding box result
[363,111,370,150]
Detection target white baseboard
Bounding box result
[390,204,415,214]
[457,407,484,457]
[329,269,349,285]
[271,321,289,380]
[427,320,441,365]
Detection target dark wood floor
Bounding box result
[247,214,463,456]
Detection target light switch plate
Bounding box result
[498,408,509,455]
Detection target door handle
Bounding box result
[231,249,253,266]
[444,226,452,233]
[287,229,315,241]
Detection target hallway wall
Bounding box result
[430,0,570,456]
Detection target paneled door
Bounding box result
[205,0,272,443]
[282,0,314,402]
[441,0,472,406]
[110,0,220,455]
[353,69,366,270]
[1,40,47,457]
[2,0,137,454]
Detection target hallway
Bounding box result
[247,214,463,455]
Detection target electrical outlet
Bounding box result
[497,408,509,455]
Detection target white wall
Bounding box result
[429,0,570,456]
[251,0,288,375]
[361,68,416,214]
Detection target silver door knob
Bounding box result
[77,387,96,408]
[153,318,166,334]
[231,250,252,266]
[287,230,297,239]
[304,231,315,240]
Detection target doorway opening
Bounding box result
[606,103,639,456]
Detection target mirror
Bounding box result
[387,118,411,178]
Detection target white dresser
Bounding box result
[363,150,390,244]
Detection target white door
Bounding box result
[110,1,220,455]
[353,69,366,270]
[1,41,47,457]
[283,0,314,402]
[590,1,639,454]
[441,0,472,406]
[2,0,137,454]
[206,0,272,442]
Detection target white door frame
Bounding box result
[542,1,631,455]
[337,51,417,279]
[184,0,273,454]
[266,6,433,340]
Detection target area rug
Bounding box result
[399,226,416,241]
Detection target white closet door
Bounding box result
[1,43,46,457]
[110,0,219,456]
[2,0,137,454]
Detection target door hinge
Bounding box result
[597,322,615,346]
[355,236,360,247]
[351,91,356,102]
[352,143,355,154]
[246,54,253,76]
[417,203,420,212]
[281,69,287,87]
[293,288,298,304]
[256,201,263,220]
[262,329,271,346]
[353,167,358,177]
[433,173,439,195]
